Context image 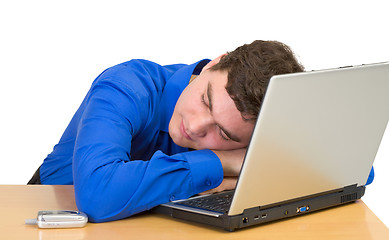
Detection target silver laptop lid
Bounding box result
[229,62,389,216]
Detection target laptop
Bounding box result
[153,62,389,231]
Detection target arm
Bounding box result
[198,148,246,195]
[212,148,246,177]
[73,61,223,222]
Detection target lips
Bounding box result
[180,120,193,140]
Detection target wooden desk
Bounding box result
[1,185,388,239]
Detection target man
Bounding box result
[28,40,305,222]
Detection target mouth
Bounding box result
[180,120,193,141]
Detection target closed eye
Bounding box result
[218,127,231,141]
[201,94,207,106]
[204,83,241,143]
[201,94,229,141]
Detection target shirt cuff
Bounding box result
[181,149,223,194]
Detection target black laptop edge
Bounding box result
[152,184,365,231]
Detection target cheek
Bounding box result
[193,133,219,149]
[197,134,244,150]
[177,94,197,115]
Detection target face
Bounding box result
[169,58,255,150]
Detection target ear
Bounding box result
[201,53,227,72]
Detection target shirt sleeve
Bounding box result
[366,167,374,185]
[72,61,223,223]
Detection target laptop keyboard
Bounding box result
[176,191,233,213]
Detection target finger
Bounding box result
[198,177,238,195]
[222,177,238,190]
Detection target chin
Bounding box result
[171,135,196,149]
[169,129,186,148]
[174,139,193,149]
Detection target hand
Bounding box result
[199,148,245,196]
[199,177,238,195]
[212,148,247,177]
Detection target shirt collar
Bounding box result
[159,59,210,132]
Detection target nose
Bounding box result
[186,113,214,138]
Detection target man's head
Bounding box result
[210,40,304,121]
[169,40,304,150]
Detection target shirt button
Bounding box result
[169,195,175,201]
[206,179,211,186]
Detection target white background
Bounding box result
[1,0,388,227]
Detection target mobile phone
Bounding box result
[25,210,88,228]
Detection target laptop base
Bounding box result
[153,185,365,231]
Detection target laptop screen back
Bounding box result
[229,63,389,216]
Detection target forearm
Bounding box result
[211,148,246,176]
[74,149,223,222]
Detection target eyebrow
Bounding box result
[207,82,242,143]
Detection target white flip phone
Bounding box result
[25,210,88,228]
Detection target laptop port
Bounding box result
[242,217,249,223]
[261,214,268,219]
[253,215,260,220]
[296,205,310,213]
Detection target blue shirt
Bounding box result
[40,59,224,222]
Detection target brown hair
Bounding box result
[210,40,304,121]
